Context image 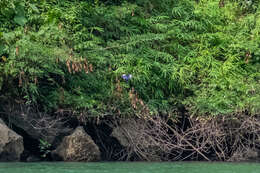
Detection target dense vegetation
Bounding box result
[0,0,259,119]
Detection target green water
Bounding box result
[0,162,260,173]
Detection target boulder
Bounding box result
[229,148,260,162]
[0,119,24,161]
[111,118,164,161]
[51,126,100,161]
[111,121,139,147]
[3,105,72,147]
[111,119,160,148]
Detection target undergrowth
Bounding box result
[0,0,259,118]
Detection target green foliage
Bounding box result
[0,0,259,118]
[39,139,51,158]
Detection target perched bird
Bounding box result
[121,74,132,82]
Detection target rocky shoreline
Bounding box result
[0,106,260,162]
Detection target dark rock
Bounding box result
[110,118,164,161]
[82,120,125,161]
[111,119,152,148]
[8,111,71,146]
[26,155,41,162]
[51,126,100,161]
[111,124,132,147]
[2,104,73,153]
[229,148,260,162]
[0,118,24,161]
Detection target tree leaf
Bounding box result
[0,44,6,55]
[14,15,27,26]
[29,4,39,13]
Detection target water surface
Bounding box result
[0,162,260,173]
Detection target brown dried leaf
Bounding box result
[72,63,75,73]
[84,64,89,74]
[89,64,93,72]
[66,60,71,73]
[34,77,38,84]
[16,47,19,56]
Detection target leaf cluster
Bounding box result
[0,0,259,118]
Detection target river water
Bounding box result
[0,162,260,173]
